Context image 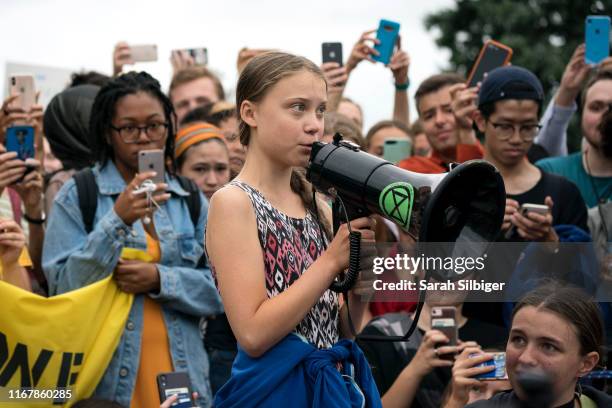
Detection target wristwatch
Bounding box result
[24,211,46,225]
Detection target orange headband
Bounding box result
[175,122,225,159]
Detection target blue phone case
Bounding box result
[5,126,35,161]
[374,19,400,65]
[585,16,610,65]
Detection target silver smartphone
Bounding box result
[138,149,165,184]
[130,44,158,62]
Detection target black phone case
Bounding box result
[322,43,343,66]
[156,371,193,405]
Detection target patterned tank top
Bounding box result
[228,180,339,349]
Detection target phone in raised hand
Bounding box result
[9,74,36,112]
[373,19,400,65]
[585,15,611,65]
[466,40,513,88]
[322,42,343,66]
[130,44,158,62]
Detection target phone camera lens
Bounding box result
[11,78,15,85]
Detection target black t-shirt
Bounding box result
[357,313,508,408]
[464,170,589,326]
[506,169,588,234]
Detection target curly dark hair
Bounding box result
[89,71,177,172]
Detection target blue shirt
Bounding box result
[537,152,612,208]
[43,161,223,407]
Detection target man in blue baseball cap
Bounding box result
[474,65,588,242]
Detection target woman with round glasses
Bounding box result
[43,72,222,408]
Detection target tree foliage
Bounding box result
[425,0,611,151]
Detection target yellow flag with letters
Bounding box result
[0,270,134,407]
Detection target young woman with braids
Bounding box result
[43,72,222,408]
[206,52,381,406]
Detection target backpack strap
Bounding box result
[175,175,206,268]
[175,175,201,228]
[73,168,98,234]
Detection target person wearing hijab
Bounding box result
[43,84,99,215]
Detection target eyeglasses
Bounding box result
[489,122,542,142]
[110,123,169,144]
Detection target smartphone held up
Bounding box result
[466,40,513,88]
[138,149,165,185]
[9,74,36,112]
[431,306,458,361]
[585,15,611,65]
[373,19,400,65]
[322,42,343,66]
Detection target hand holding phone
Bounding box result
[373,19,400,65]
[472,352,508,380]
[5,126,35,161]
[171,48,208,71]
[157,372,196,408]
[138,149,165,185]
[431,306,458,361]
[466,40,513,88]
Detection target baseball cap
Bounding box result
[478,66,544,108]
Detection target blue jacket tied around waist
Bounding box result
[214,333,382,408]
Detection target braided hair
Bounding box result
[89,71,177,172]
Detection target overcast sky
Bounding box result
[1,0,454,131]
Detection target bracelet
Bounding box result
[395,79,410,91]
[23,212,46,225]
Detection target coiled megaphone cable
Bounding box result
[312,188,429,341]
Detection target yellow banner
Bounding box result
[0,274,133,407]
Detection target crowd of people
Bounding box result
[0,21,611,408]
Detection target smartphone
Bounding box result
[130,44,158,62]
[504,202,549,239]
[174,48,208,66]
[322,42,343,66]
[473,352,508,380]
[9,74,36,112]
[138,149,165,185]
[520,203,549,216]
[373,19,400,65]
[156,372,195,408]
[466,40,513,88]
[5,126,35,161]
[383,138,412,164]
[431,306,457,361]
[585,16,611,65]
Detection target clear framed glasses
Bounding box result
[489,122,542,142]
[110,122,169,143]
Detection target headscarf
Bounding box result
[43,84,99,169]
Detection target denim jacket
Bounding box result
[42,161,223,408]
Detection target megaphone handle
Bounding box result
[329,231,361,293]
